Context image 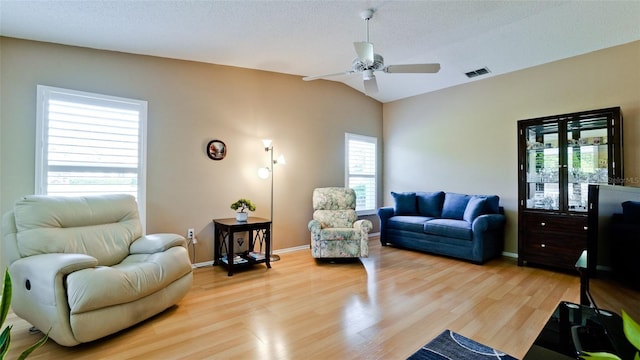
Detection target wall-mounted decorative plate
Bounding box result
[207,140,226,160]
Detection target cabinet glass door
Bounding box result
[524,122,560,210]
[566,116,610,212]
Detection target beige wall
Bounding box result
[0,37,383,263]
[383,40,640,254]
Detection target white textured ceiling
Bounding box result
[1,1,639,103]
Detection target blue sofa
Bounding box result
[378,191,506,264]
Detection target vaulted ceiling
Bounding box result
[1,1,639,103]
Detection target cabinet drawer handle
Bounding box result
[540,222,546,226]
[541,244,546,248]
[583,226,588,230]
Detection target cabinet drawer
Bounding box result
[523,232,586,269]
[523,213,588,233]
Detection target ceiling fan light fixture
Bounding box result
[363,69,375,80]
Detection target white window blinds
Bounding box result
[35,85,147,202]
[345,133,377,214]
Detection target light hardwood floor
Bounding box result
[7,238,639,359]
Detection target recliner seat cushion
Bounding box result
[317,228,361,241]
[67,247,192,313]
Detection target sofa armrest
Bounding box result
[472,214,506,233]
[354,219,373,233]
[377,207,395,223]
[130,233,187,254]
[308,219,322,234]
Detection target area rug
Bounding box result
[408,329,518,360]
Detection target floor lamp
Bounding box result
[258,139,285,262]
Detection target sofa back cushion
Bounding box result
[416,191,445,217]
[13,194,142,266]
[391,192,417,215]
[463,196,487,222]
[441,193,471,220]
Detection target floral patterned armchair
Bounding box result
[308,187,372,258]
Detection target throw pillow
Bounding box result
[441,193,471,220]
[463,196,488,223]
[391,192,417,215]
[416,191,445,217]
[621,201,640,223]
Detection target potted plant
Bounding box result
[230,198,256,222]
[1,269,48,359]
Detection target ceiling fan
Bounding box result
[302,8,441,95]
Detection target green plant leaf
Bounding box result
[17,331,49,360]
[0,270,12,327]
[0,325,13,359]
[579,351,622,360]
[623,310,640,351]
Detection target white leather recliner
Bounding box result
[1,194,193,346]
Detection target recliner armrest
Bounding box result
[130,233,187,254]
[354,219,373,233]
[308,220,322,233]
[9,253,98,307]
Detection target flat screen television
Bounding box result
[585,184,640,326]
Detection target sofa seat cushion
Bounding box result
[387,216,434,232]
[423,219,472,240]
[316,228,361,241]
[66,246,192,314]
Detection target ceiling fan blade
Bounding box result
[384,63,441,74]
[302,71,355,81]
[363,76,378,94]
[354,41,374,65]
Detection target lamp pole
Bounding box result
[262,140,282,262]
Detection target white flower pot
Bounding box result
[236,212,248,222]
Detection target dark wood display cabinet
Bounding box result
[517,107,623,273]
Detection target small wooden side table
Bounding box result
[212,217,271,276]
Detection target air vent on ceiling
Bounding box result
[465,67,491,78]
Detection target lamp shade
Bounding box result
[262,139,273,148]
[276,154,286,165]
[258,167,270,179]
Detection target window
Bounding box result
[345,133,377,215]
[35,85,147,211]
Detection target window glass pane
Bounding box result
[36,85,146,203]
[345,133,377,214]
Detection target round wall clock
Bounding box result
[207,140,227,160]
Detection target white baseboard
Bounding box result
[502,251,518,259]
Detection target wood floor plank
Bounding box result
[6,238,638,359]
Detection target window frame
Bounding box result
[345,132,378,216]
[35,85,148,227]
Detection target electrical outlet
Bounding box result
[187,228,194,240]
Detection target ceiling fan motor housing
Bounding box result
[352,53,384,72]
